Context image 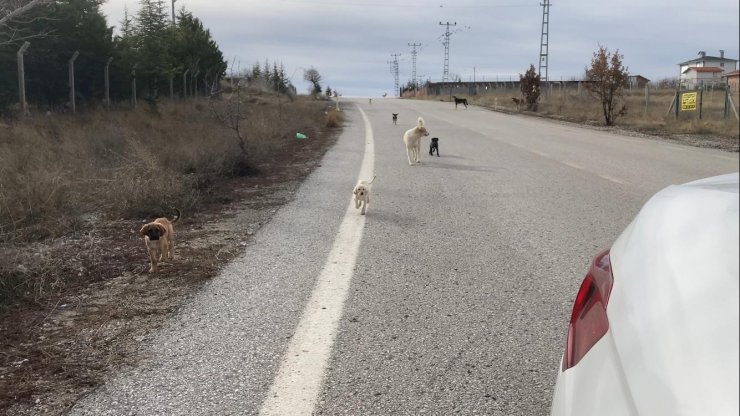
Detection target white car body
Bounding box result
[551,172,739,416]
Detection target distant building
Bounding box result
[679,50,738,88]
[725,70,740,92]
[627,75,650,89]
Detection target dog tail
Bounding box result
[368,175,377,184]
[171,208,181,223]
[417,117,424,127]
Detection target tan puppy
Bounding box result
[402,117,429,166]
[140,208,180,273]
[353,175,376,215]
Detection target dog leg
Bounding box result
[361,201,366,215]
[148,250,158,273]
[406,148,415,166]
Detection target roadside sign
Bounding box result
[681,92,698,111]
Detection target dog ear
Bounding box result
[156,223,167,235]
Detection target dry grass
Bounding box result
[0,95,338,308]
[465,87,740,138]
[326,108,345,128]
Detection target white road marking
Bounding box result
[259,106,374,416]
[598,174,629,185]
[563,160,628,185]
[563,161,584,170]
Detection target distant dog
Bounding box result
[392,113,398,125]
[140,208,180,273]
[369,98,372,104]
[429,137,440,157]
[402,117,430,166]
[512,97,523,109]
[453,96,468,109]
[353,175,376,215]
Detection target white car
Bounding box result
[551,172,739,416]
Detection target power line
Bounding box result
[389,53,401,97]
[408,42,421,94]
[539,0,551,83]
[439,21,457,82]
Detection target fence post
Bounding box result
[183,69,189,98]
[104,57,113,108]
[17,41,30,115]
[68,51,79,113]
[675,90,679,119]
[193,69,200,97]
[644,84,649,114]
[131,63,138,108]
[725,87,730,119]
[169,72,175,98]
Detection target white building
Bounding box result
[679,50,738,88]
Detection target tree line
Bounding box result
[0,0,227,113]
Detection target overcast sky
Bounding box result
[100,0,740,97]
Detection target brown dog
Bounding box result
[140,208,180,273]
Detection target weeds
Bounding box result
[0,95,331,308]
[468,87,740,138]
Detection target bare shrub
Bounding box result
[584,46,629,126]
[326,108,344,128]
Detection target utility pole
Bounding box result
[68,51,79,113]
[417,74,426,94]
[439,21,457,82]
[171,0,177,25]
[539,0,551,84]
[389,53,401,97]
[408,42,421,95]
[17,41,30,115]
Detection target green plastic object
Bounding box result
[296,132,308,139]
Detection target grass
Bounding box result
[0,94,341,308]
[449,86,740,138]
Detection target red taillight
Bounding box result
[562,249,614,371]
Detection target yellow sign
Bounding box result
[681,92,697,111]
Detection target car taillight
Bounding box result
[563,249,614,371]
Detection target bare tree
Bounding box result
[303,67,322,98]
[584,46,629,126]
[0,0,54,45]
[209,79,249,165]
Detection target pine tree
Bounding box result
[134,0,172,96]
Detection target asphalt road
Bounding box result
[70,98,739,416]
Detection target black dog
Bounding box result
[452,96,468,109]
[392,113,398,125]
[429,137,439,156]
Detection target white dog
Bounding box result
[353,175,376,215]
[402,117,429,166]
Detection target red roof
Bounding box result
[724,70,740,77]
[689,67,723,73]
